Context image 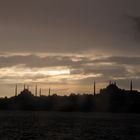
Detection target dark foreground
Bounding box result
[0,112,140,140]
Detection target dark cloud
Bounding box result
[0,55,140,68]
[0,0,139,54]
[130,16,140,33]
[0,54,92,68]
[83,67,128,77]
[129,15,140,42]
[93,56,140,65]
[0,55,74,68]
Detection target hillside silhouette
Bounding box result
[0,81,140,113]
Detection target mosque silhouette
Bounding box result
[0,81,140,112]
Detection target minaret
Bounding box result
[15,84,17,96]
[39,88,42,96]
[27,85,29,90]
[114,81,117,86]
[93,81,96,95]
[24,84,26,90]
[130,80,133,91]
[35,84,38,96]
[48,88,51,96]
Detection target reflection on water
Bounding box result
[0,111,140,140]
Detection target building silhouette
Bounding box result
[93,81,96,95]
[15,84,17,96]
[0,80,139,112]
[35,84,38,96]
[130,80,133,91]
[48,88,51,96]
[19,88,33,97]
[39,88,42,96]
[100,82,121,94]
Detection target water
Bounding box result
[0,111,140,140]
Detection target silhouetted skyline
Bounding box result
[0,81,140,112]
[11,80,137,98]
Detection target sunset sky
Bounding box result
[0,0,140,97]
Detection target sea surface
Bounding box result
[0,111,140,140]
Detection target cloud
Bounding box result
[0,0,139,55]
[92,56,140,65]
[130,16,140,33]
[0,55,74,68]
[0,54,95,69]
[0,54,139,85]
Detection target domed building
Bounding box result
[100,82,121,94]
[14,84,35,99]
[18,88,34,98]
